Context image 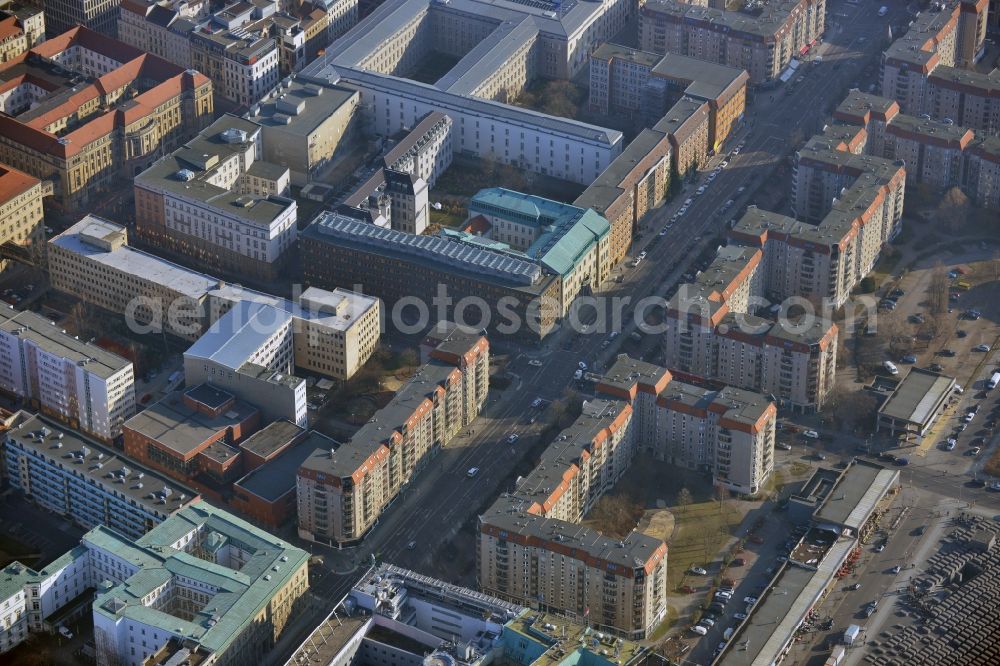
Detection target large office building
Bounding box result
[880,0,993,134]
[49,216,383,383]
[833,90,1000,210]
[134,115,297,283]
[639,0,826,84]
[382,111,454,189]
[467,188,612,313]
[247,75,362,186]
[297,325,488,545]
[298,0,630,186]
[479,355,775,639]
[2,411,198,540]
[183,301,308,427]
[301,211,563,340]
[0,501,308,665]
[285,563,651,666]
[0,163,45,273]
[589,46,748,153]
[0,26,213,207]
[0,307,136,441]
[45,0,120,37]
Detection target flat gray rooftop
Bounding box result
[6,412,195,514]
[0,306,131,380]
[237,431,334,502]
[813,460,898,531]
[878,368,955,427]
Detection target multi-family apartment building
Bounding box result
[880,0,994,133]
[0,26,213,207]
[0,164,45,273]
[0,308,136,440]
[654,97,711,177]
[299,0,628,186]
[134,115,296,283]
[0,500,308,665]
[297,325,488,546]
[122,384,261,488]
[120,0,353,106]
[301,211,563,340]
[478,355,774,639]
[663,245,839,412]
[832,89,1000,209]
[382,111,453,189]
[247,75,361,186]
[661,122,898,411]
[2,411,197,540]
[589,45,748,153]
[574,129,671,264]
[639,0,826,84]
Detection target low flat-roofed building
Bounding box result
[122,384,260,487]
[2,411,198,539]
[232,427,328,529]
[719,459,899,665]
[0,306,135,440]
[877,367,957,439]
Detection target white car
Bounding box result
[528,359,543,367]
[989,481,1000,491]
[803,430,820,439]
[697,186,707,195]
[531,398,543,408]
[638,251,647,260]
[737,185,747,194]
[690,625,708,636]
[689,566,709,576]
[975,344,992,352]
[744,596,758,605]
[945,439,956,450]
[720,161,729,168]
[506,434,520,444]
[660,227,668,236]
[466,467,480,478]
[578,361,588,370]
[733,612,747,621]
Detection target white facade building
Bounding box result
[0,308,135,441]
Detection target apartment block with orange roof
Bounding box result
[477,354,775,639]
[296,324,488,546]
[0,26,213,207]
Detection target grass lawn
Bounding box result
[985,445,1000,478]
[647,604,679,643]
[430,209,465,228]
[666,500,744,589]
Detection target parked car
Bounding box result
[732,558,746,566]
[890,565,902,574]
[528,359,543,367]
[975,344,992,352]
[690,625,708,636]
[894,457,909,466]
[689,567,708,576]
[803,430,820,439]
[901,354,917,364]
[531,397,543,408]
[874,544,885,552]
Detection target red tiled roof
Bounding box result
[0,163,40,202]
[0,16,23,43]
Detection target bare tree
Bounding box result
[937,186,970,234]
[676,487,693,522]
[590,494,643,538]
[926,261,949,316]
